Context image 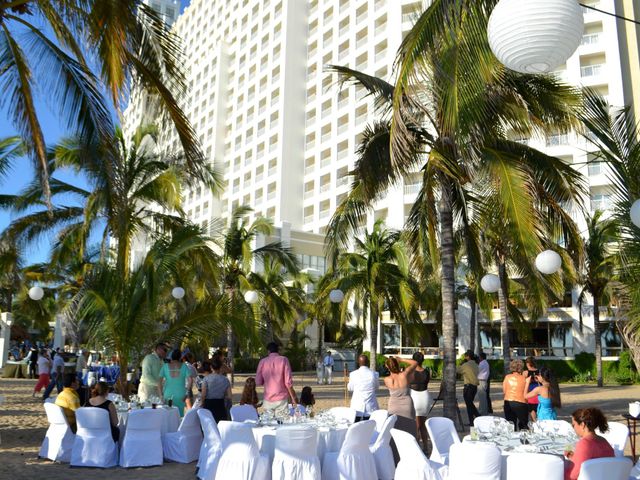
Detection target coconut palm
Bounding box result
[0,1,206,207]
[580,89,640,371]
[220,206,300,371]
[329,220,420,369]
[577,211,618,387]
[0,126,220,280]
[326,0,582,421]
[75,224,234,395]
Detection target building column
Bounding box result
[0,312,13,368]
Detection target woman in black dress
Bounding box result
[87,382,120,442]
[200,356,232,422]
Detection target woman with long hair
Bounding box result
[409,351,430,449]
[525,366,561,421]
[524,356,540,421]
[159,349,190,416]
[240,377,260,408]
[383,356,418,436]
[564,408,614,480]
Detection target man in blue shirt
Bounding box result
[323,351,334,385]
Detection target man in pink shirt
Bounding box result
[256,342,298,414]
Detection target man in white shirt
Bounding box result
[322,351,334,384]
[348,354,379,420]
[477,352,492,415]
[43,351,66,400]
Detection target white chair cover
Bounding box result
[629,459,640,480]
[119,408,164,467]
[505,452,564,480]
[578,457,632,480]
[369,409,389,431]
[473,415,509,433]
[70,407,118,468]
[272,425,321,480]
[163,407,203,463]
[231,404,259,422]
[425,417,460,465]
[369,414,397,480]
[197,409,223,480]
[596,422,629,457]
[537,420,573,436]
[215,421,270,480]
[390,428,444,480]
[39,402,75,463]
[448,442,501,480]
[321,420,378,480]
[329,406,357,424]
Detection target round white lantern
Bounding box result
[329,289,344,303]
[488,0,584,74]
[171,286,185,299]
[535,250,562,275]
[244,290,259,304]
[28,286,44,301]
[630,199,640,228]
[480,274,501,293]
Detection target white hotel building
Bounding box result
[125,0,640,359]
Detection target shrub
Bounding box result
[233,357,260,373]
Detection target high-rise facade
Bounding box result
[125,0,639,358]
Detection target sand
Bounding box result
[1,372,639,478]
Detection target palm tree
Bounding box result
[0,126,219,280]
[0,1,207,206]
[220,206,299,371]
[330,220,420,370]
[577,211,618,387]
[75,225,234,395]
[326,1,582,421]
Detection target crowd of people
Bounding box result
[27,342,622,479]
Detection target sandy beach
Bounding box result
[1,373,639,478]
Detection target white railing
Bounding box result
[404,184,421,195]
[304,214,314,224]
[304,189,314,199]
[304,165,315,174]
[320,183,331,193]
[581,64,603,78]
[268,167,277,177]
[581,33,601,46]
[319,209,330,219]
[546,134,569,147]
[267,191,276,200]
[336,176,350,187]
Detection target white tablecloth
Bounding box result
[117,406,181,438]
[252,423,348,462]
[463,434,570,480]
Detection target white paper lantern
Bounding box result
[244,290,259,304]
[171,286,185,299]
[480,274,501,293]
[630,199,640,228]
[28,286,44,301]
[488,0,584,74]
[535,250,562,275]
[329,289,344,303]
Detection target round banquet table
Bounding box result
[117,406,181,439]
[463,432,571,480]
[252,423,349,463]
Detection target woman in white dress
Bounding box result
[409,352,431,449]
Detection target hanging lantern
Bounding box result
[480,274,500,293]
[244,290,259,304]
[329,289,344,303]
[630,200,640,228]
[171,287,185,299]
[488,0,584,74]
[28,286,44,301]
[535,250,562,275]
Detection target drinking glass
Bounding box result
[470,427,479,441]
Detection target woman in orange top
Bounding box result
[502,359,528,430]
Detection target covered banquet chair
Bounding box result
[578,457,632,480]
[321,420,377,480]
[389,428,445,480]
[39,402,75,463]
[272,424,321,480]
[196,408,223,480]
[215,421,270,480]
[448,441,501,480]
[163,407,203,463]
[119,408,164,467]
[70,407,118,468]
[425,417,460,465]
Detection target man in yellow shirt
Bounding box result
[55,374,81,432]
[456,350,480,426]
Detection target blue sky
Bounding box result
[0,1,192,263]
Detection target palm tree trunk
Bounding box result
[225,287,236,384]
[317,318,324,357]
[497,255,510,375]
[438,180,458,425]
[469,295,476,352]
[369,301,379,371]
[593,294,603,387]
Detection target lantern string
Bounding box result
[579,3,640,26]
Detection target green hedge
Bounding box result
[364,351,638,384]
